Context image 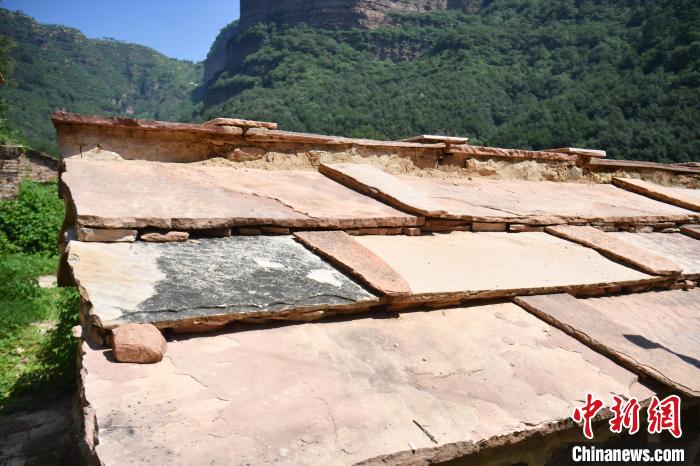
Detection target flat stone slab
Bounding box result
[516,291,700,397]
[681,224,700,240]
[61,159,419,230]
[80,302,653,465]
[66,236,378,332]
[320,163,698,224]
[348,232,661,304]
[294,231,411,296]
[609,232,700,279]
[613,177,700,211]
[545,225,682,276]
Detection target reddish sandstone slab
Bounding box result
[612,177,700,212]
[590,159,700,175]
[320,163,697,224]
[609,232,700,279]
[61,159,419,230]
[402,134,469,144]
[544,147,607,158]
[203,117,277,129]
[545,225,682,276]
[351,232,662,305]
[516,291,700,397]
[80,302,653,465]
[681,224,700,240]
[294,231,411,296]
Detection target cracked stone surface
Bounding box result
[320,163,699,224]
[67,236,377,331]
[80,302,653,465]
[61,159,419,230]
[351,232,661,303]
[516,290,700,396]
[613,177,700,212]
[609,233,700,279]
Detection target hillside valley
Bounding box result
[1,0,699,162]
[0,8,202,153]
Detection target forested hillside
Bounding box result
[204,0,700,162]
[1,1,698,162]
[0,9,202,153]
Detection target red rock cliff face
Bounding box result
[239,0,482,30]
[204,0,483,84]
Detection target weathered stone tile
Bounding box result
[80,302,653,465]
[61,159,419,230]
[681,224,700,240]
[613,177,700,211]
[76,227,137,243]
[350,232,662,304]
[67,236,378,332]
[294,231,411,295]
[609,232,700,279]
[320,163,699,224]
[545,225,682,276]
[516,290,700,396]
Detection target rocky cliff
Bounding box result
[204,0,483,82]
[239,0,483,30]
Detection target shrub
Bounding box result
[0,181,63,255]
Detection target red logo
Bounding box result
[572,393,604,439]
[647,395,682,439]
[572,394,682,439]
[609,395,641,435]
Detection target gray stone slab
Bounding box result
[67,236,378,332]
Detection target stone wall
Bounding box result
[0,145,22,199]
[52,112,700,186]
[19,149,59,183]
[0,145,58,200]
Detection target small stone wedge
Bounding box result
[111,323,167,364]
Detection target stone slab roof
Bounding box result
[609,232,700,279]
[517,290,700,397]
[613,177,700,211]
[62,159,419,230]
[80,302,653,465]
[55,113,700,465]
[301,231,662,304]
[320,163,699,225]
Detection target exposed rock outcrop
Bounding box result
[239,0,484,30]
[204,0,485,84]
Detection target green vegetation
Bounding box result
[1,1,698,161]
[0,8,203,154]
[0,182,77,410]
[204,0,700,162]
[0,15,23,145]
[0,182,64,255]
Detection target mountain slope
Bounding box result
[0,9,202,153]
[204,0,700,163]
